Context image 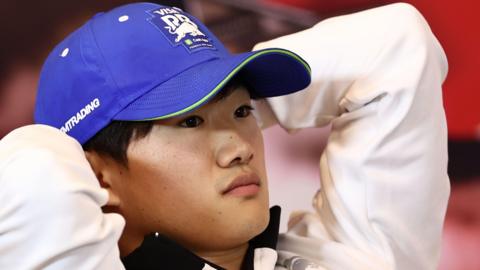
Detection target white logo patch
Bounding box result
[159,13,205,42]
[148,7,215,52]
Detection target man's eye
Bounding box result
[178,116,204,128]
[234,105,254,118]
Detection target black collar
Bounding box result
[122,206,281,270]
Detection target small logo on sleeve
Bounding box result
[147,7,215,52]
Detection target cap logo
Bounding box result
[163,14,204,42]
[147,7,215,52]
[60,98,100,133]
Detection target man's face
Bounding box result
[108,87,269,254]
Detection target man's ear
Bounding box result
[84,151,122,207]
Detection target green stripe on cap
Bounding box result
[141,48,310,121]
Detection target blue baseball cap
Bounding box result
[34,2,311,144]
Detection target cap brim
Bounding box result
[113,48,311,121]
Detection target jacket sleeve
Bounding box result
[0,125,125,270]
[253,3,449,270]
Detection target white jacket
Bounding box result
[0,3,449,270]
[253,3,449,269]
[0,125,125,270]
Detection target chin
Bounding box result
[228,202,270,243]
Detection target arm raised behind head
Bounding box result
[254,3,449,269]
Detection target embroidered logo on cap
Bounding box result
[147,7,215,52]
[60,98,100,133]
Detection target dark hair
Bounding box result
[82,76,249,166]
[83,121,154,166]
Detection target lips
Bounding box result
[222,173,261,196]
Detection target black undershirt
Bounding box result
[122,206,281,270]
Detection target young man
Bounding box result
[0,2,449,270]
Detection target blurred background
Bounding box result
[1,0,478,269]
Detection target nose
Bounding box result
[216,132,254,168]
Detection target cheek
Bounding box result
[121,137,217,229]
